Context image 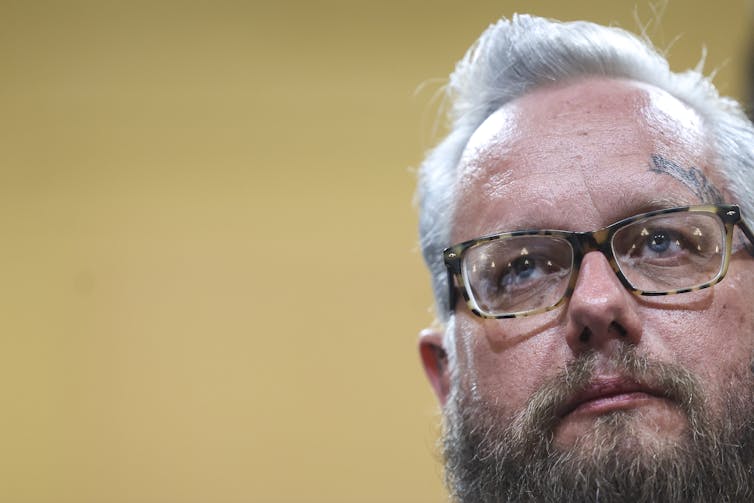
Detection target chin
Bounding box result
[553,405,689,455]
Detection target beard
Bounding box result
[442,344,754,503]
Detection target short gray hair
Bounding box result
[417,14,754,321]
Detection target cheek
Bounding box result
[452,312,566,416]
[643,285,754,410]
[696,297,753,371]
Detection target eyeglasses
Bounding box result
[444,204,754,319]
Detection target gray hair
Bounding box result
[417,14,754,321]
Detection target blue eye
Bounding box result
[500,256,543,288]
[510,257,535,279]
[648,232,672,253]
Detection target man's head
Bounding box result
[416,15,754,502]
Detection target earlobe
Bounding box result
[419,328,451,406]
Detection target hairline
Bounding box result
[416,15,754,333]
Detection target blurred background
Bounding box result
[1,1,751,502]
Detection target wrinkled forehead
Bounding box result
[452,77,718,241]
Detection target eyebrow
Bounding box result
[624,197,697,217]
[648,155,724,204]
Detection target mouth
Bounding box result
[557,377,669,419]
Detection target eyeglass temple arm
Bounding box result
[738,219,754,256]
[446,268,457,313]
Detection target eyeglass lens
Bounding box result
[461,211,727,316]
[611,211,725,292]
[463,236,573,315]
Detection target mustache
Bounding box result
[508,345,703,439]
[442,344,754,503]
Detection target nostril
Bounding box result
[610,321,628,337]
[577,323,628,344]
[579,327,592,343]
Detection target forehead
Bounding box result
[452,77,718,242]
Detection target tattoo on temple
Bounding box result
[649,155,724,204]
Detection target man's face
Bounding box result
[420,78,754,500]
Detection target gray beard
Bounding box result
[442,345,754,503]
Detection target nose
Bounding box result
[564,251,642,353]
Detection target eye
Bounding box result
[627,228,687,263]
[645,230,675,254]
[617,222,711,266]
[610,211,728,293]
[462,235,574,314]
[500,255,543,286]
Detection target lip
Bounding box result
[558,377,667,418]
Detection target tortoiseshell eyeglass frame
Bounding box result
[443,204,754,319]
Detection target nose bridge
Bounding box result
[565,231,642,353]
[570,228,617,278]
[574,227,611,254]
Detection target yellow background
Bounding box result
[1,1,750,502]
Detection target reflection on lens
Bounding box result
[612,212,725,292]
[462,236,573,316]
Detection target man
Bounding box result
[416,14,754,502]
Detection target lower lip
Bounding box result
[568,391,659,416]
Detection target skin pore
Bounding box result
[420,77,754,501]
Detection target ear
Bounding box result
[419,327,450,406]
